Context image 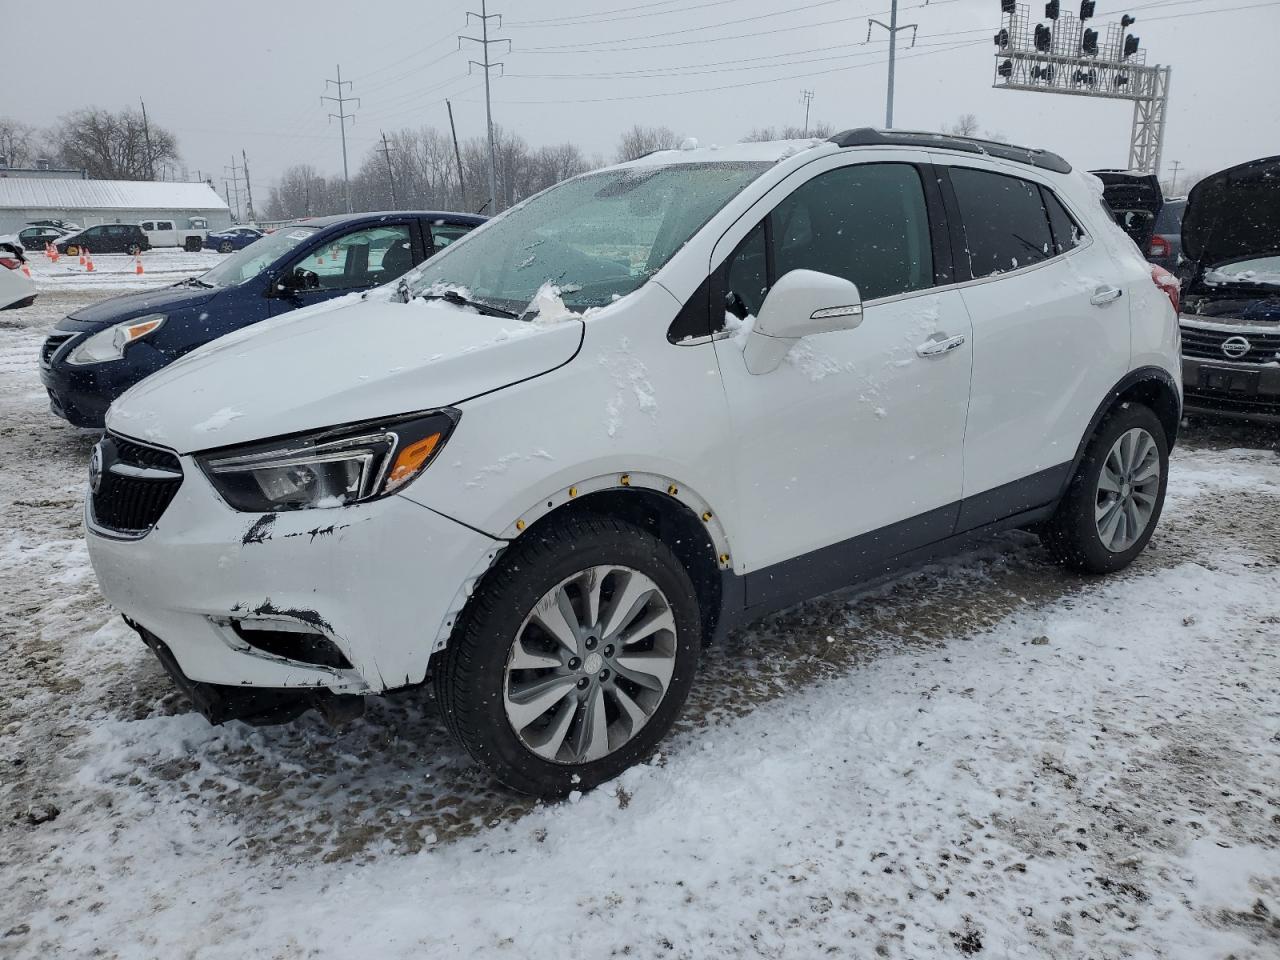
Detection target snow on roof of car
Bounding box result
[619,138,833,168]
[0,177,229,212]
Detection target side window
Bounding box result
[290,224,413,290]
[429,222,474,252]
[1040,187,1086,255]
[157,220,174,231]
[106,225,128,237]
[771,163,934,301]
[949,167,1054,278]
[141,221,154,231]
[720,163,934,329]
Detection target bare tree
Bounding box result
[614,125,680,163]
[0,117,38,168]
[47,107,179,180]
[741,122,834,142]
[944,113,981,137]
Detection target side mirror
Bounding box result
[743,269,863,374]
[276,267,319,295]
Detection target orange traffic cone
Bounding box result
[78,247,86,266]
[44,242,54,258]
[135,255,144,275]
[85,249,94,272]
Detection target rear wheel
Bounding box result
[219,240,234,254]
[127,243,141,256]
[1043,402,1168,573]
[434,516,701,798]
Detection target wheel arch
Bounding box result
[482,473,733,647]
[1069,365,1181,485]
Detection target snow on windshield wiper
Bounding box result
[419,289,518,319]
[180,276,214,288]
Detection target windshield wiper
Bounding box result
[419,289,518,319]
[180,276,214,288]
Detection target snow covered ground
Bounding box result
[2,287,1279,959]
[25,247,221,292]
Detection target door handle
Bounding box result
[916,334,966,358]
[1090,285,1123,306]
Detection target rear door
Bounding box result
[944,164,1130,528]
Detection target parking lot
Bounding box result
[0,274,1276,957]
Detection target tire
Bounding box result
[65,245,77,256]
[219,241,234,254]
[127,243,141,256]
[1042,402,1169,574]
[434,516,701,798]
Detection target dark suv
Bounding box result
[55,224,151,256]
[41,210,485,427]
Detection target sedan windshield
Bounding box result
[200,226,319,287]
[404,161,769,313]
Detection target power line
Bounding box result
[507,0,737,28]
[322,64,360,214]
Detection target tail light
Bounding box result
[0,257,22,271]
[1148,234,1171,258]
[1151,264,1180,316]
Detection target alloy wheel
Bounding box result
[1095,427,1161,552]
[503,565,679,765]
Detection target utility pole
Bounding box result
[379,131,398,209]
[322,65,359,214]
[139,97,155,180]
[460,1,510,213]
[446,99,467,209]
[800,89,815,137]
[225,156,244,222]
[241,149,256,222]
[1167,159,1182,195]
[867,0,922,129]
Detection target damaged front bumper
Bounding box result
[86,457,504,708]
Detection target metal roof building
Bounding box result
[0,178,232,234]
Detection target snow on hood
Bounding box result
[107,293,584,454]
[1183,155,1280,269]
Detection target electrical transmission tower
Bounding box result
[801,90,815,136]
[224,156,244,221]
[241,149,256,222]
[460,0,510,214]
[992,1,1171,175]
[322,65,360,213]
[867,0,926,129]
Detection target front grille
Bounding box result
[41,332,75,367]
[1180,324,1280,364]
[90,434,184,537]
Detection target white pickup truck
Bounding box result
[138,217,210,251]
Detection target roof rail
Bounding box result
[828,127,1072,175]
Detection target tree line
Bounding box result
[0,109,180,181]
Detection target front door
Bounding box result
[710,157,973,607]
[269,221,419,316]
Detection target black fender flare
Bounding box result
[1063,365,1182,495]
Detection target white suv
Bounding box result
[85,129,1182,797]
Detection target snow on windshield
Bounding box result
[403,162,769,315]
[1205,255,1280,287]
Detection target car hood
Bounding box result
[106,296,585,454]
[62,284,220,331]
[1183,155,1280,268]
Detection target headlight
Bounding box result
[196,410,459,512]
[66,314,166,365]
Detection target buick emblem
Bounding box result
[88,444,104,494]
[1221,336,1251,359]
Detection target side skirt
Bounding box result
[711,465,1068,641]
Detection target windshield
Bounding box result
[1205,255,1280,288]
[404,161,769,313]
[200,226,319,287]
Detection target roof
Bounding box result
[0,177,229,212]
[622,139,830,168]
[297,210,489,228]
[830,128,1072,175]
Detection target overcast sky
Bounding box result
[8,0,1278,196]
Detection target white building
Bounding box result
[0,178,231,235]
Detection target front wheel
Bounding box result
[219,241,234,254]
[434,516,701,798]
[1042,402,1169,574]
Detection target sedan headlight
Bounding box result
[197,410,459,512]
[66,314,166,365]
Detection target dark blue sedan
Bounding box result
[40,210,486,428]
[203,226,264,253]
